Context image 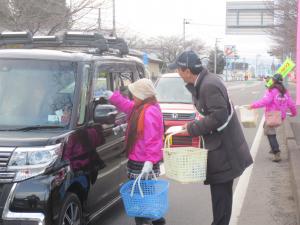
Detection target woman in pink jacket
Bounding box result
[250,73,297,162]
[107,78,165,225]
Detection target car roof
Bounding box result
[0,49,141,63]
[0,49,94,61]
[159,73,180,78]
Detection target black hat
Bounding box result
[168,50,202,71]
[273,73,283,83]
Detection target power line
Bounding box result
[189,22,225,27]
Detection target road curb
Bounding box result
[285,121,300,225]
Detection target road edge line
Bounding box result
[229,115,265,225]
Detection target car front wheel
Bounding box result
[58,193,82,225]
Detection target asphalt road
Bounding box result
[91,80,297,225]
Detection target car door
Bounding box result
[110,63,139,184]
[85,61,139,217]
[61,63,114,217]
[85,63,123,216]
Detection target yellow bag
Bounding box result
[163,133,208,183]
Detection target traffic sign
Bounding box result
[224,45,236,58]
[266,58,296,87]
[143,53,149,65]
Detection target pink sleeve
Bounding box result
[286,92,297,116]
[108,91,134,115]
[251,90,273,109]
[143,107,164,163]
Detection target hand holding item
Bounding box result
[182,123,188,132]
[102,90,113,100]
[244,105,252,110]
[120,123,127,132]
[112,123,127,135]
[165,125,186,134]
[141,161,153,178]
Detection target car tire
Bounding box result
[57,193,83,225]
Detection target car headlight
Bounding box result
[8,144,62,182]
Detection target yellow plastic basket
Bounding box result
[163,133,208,183]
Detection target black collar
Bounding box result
[185,68,209,97]
[195,68,208,89]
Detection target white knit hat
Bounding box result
[128,78,156,100]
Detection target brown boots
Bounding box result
[272,152,281,162]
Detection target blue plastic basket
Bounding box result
[120,178,169,219]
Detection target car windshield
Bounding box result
[155,77,192,104]
[0,59,77,130]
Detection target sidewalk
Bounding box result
[285,106,300,225]
[235,122,298,225]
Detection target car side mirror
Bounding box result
[94,104,118,124]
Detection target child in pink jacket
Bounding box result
[250,73,297,162]
[107,78,165,225]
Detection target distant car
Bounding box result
[155,73,202,147]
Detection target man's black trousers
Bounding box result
[210,179,234,225]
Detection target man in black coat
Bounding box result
[168,50,253,225]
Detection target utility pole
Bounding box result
[255,54,261,77]
[112,0,116,36]
[214,38,221,74]
[98,8,101,32]
[183,18,190,42]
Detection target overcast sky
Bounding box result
[113,0,275,65]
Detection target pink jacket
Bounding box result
[109,91,164,163]
[251,88,297,120]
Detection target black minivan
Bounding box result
[0,32,147,225]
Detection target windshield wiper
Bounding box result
[9,125,66,131]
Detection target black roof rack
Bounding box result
[106,37,129,55]
[32,35,61,47]
[0,31,32,47]
[0,31,129,56]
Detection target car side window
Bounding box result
[92,63,136,99]
[77,65,90,125]
[93,69,111,99]
[116,72,133,87]
[114,71,134,98]
[136,64,146,78]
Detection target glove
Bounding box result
[102,90,113,100]
[120,123,127,132]
[112,125,122,135]
[165,125,185,134]
[141,161,153,178]
[112,124,127,135]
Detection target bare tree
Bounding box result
[116,30,147,49]
[140,36,206,63]
[0,0,108,35]
[266,0,297,60]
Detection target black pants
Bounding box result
[267,135,280,153]
[210,180,234,225]
[135,217,166,225]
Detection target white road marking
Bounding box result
[160,114,265,224]
[229,115,265,225]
